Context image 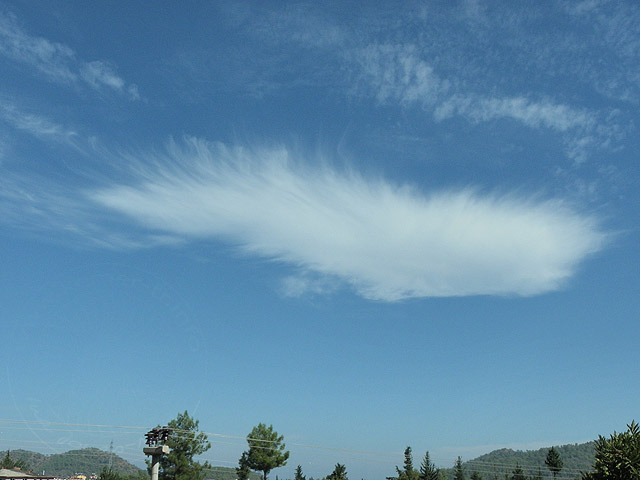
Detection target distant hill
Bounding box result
[6,448,260,480]
[8,448,144,477]
[441,442,595,480]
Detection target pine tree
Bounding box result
[399,447,419,480]
[294,465,306,480]
[327,464,348,480]
[454,457,465,480]
[419,451,439,480]
[1,451,28,470]
[510,464,526,480]
[245,423,290,480]
[237,452,251,480]
[545,447,563,480]
[156,411,211,480]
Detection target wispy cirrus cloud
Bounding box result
[0,102,77,143]
[433,94,609,162]
[351,41,615,163]
[0,11,76,83]
[353,44,449,107]
[0,170,182,250]
[80,61,140,100]
[434,95,595,132]
[210,5,632,163]
[78,137,606,301]
[0,11,138,99]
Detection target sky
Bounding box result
[1,1,639,479]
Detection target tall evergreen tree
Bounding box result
[454,457,466,480]
[398,447,419,480]
[237,452,251,480]
[327,464,348,480]
[419,451,439,480]
[510,464,526,480]
[545,447,563,480]
[1,451,28,470]
[156,411,211,480]
[294,465,306,480]
[245,423,290,480]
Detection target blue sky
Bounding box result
[1,1,639,479]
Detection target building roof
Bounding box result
[0,469,55,480]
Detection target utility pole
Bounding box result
[144,427,171,480]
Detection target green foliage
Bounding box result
[457,442,594,479]
[245,423,290,480]
[327,463,348,480]
[403,447,420,480]
[124,472,149,480]
[6,448,144,478]
[294,465,306,480]
[420,451,439,480]
[157,411,212,480]
[205,466,261,480]
[510,464,526,480]
[454,457,465,480]
[1,451,28,470]
[582,421,640,480]
[470,472,482,480]
[437,469,449,480]
[237,452,252,480]
[532,467,542,480]
[390,447,419,480]
[545,447,563,480]
[99,467,125,480]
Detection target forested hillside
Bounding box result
[451,442,595,479]
[6,448,260,480]
[8,448,144,477]
[6,441,596,480]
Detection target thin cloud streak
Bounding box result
[434,95,595,132]
[354,44,449,106]
[350,42,610,162]
[0,173,181,250]
[0,11,138,99]
[88,137,607,301]
[0,102,77,142]
[0,11,76,83]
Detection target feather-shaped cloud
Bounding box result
[88,138,607,300]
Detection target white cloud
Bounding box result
[562,0,604,16]
[0,171,181,250]
[80,61,140,99]
[350,42,612,162]
[354,44,449,106]
[0,12,138,99]
[0,102,77,142]
[434,95,595,132]
[280,273,339,298]
[0,11,77,83]
[87,137,607,301]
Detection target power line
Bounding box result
[0,420,404,459]
[0,418,595,476]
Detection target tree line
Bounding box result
[87,414,639,480]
